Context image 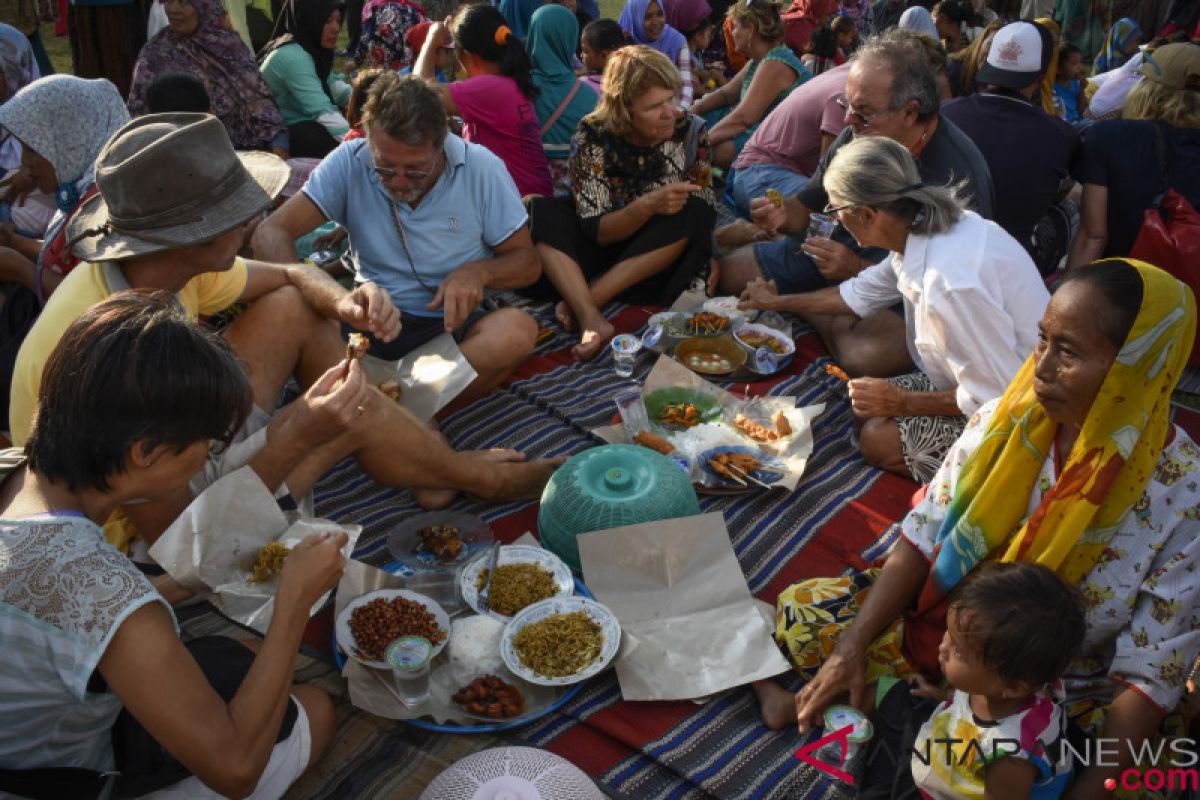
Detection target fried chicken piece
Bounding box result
[771,410,792,438]
[825,363,850,382]
[346,333,369,361]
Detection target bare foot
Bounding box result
[555,301,576,332]
[571,314,616,362]
[414,449,526,509]
[484,455,568,500]
[753,679,799,731]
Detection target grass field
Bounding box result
[39,0,627,77]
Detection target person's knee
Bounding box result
[474,308,537,365]
[858,416,901,470]
[291,684,336,767]
[718,245,765,294]
[833,335,903,378]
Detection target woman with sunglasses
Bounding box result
[740,135,1048,484]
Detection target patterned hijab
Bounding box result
[619,0,687,63]
[260,0,345,101]
[1093,17,1141,75]
[0,23,39,174]
[918,260,1195,611]
[0,76,130,212]
[353,0,427,69]
[127,0,285,150]
[529,4,599,149]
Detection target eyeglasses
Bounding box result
[822,201,857,214]
[373,151,441,182]
[835,96,884,127]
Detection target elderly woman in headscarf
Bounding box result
[0,75,129,421]
[755,259,1200,800]
[1092,16,1142,75]
[619,0,694,106]
[127,0,287,155]
[352,0,427,70]
[259,0,351,158]
[528,4,600,198]
[0,23,52,239]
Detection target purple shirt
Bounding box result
[735,64,849,177]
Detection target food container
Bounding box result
[674,336,747,377]
[733,324,796,374]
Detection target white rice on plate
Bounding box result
[447,614,507,685]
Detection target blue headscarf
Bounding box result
[499,0,544,38]
[619,0,687,62]
[1093,17,1141,75]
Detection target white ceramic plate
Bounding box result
[501,596,621,686]
[459,544,574,622]
[335,588,451,670]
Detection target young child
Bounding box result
[802,24,840,76]
[861,562,1085,800]
[687,17,726,98]
[1054,43,1089,122]
[399,21,453,83]
[580,18,627,92]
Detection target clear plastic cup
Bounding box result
[611,334,642,378]
[386,636,433,708]
[613,387,650,437]
[806,212,837,241]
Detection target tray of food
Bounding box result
[385,511,495,573]
[458,544,573,621]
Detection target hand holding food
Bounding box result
[249,542,290,583]
[278,530,347,606]
[765,188,784,209]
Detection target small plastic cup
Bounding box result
[816,704,874,779]
[613,387,650,438]
[386,636,433,708]
[806,212,837,241]
[611,334,642,378]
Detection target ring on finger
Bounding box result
[356,404,366,416]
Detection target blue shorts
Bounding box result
[731,163,809,218]
[753,235,832,295]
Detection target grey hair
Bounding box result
[850,29,942,121]
[823,136,967,236]
[361,72,448,146]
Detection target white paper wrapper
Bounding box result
[149,467,361,634]
[578,512,790,701]
[358,333,477,423]
[593,355,824,491]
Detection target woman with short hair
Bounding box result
[741,135,1049,483]
[0,290,343,798]
[526,45,718,360]
[690,0,811,168]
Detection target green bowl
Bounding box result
[643,387,724,430]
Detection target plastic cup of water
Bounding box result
[613,387,650,437]
[806,212,837,241]
[611,334,642,378]
[386,636,433,708]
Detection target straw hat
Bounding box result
[67,113,289,262]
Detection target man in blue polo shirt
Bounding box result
[253,73,541,400]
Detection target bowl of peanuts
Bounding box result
[336,589,451,670]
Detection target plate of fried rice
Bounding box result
[459,545,573,622]
[500,596,621,686]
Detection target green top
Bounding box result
[740,44,812,134]
[259,42,350,136]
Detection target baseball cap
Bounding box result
[1137,42,1200,90]
[976,21,1051,91]
[406,21,455,55]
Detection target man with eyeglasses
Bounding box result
[254,72,542,402]
[716,29,994,378]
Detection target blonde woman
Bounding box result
[1069,42,1200,267]
[524,45,718,359]
[740,135,1048,482]
[690,0,811,168]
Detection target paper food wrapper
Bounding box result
[578,512,790,701]
[149,466,361,634]
[359,333,477,423]
[594,355,824,491]
[337,544,563,725]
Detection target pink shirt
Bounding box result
[734,64,849,178]
[449,74,554,197]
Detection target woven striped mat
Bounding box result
[180,300,914,800]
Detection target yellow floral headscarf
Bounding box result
[923,260,1196,599]
[1036,17,1061,117]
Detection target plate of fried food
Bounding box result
[700,445,786,488]
[501,596,621,686]
[459,544,574,621]
[386,511,495,573]
[336,588,450,670]
[643,387,724,430]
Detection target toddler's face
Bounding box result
[1063,51,1083,80]
[938,608,1011,699]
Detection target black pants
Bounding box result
[858,682,939,800]
[288,120,340,159]
[524,194,716,306]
